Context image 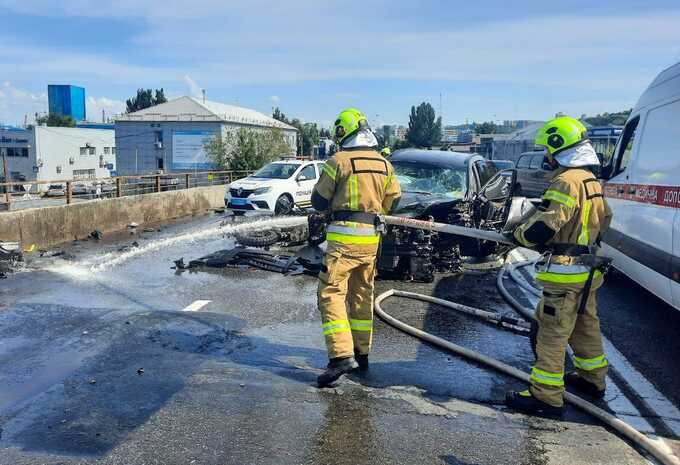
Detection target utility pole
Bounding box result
[135,148,138,174]
[2,150,10,205]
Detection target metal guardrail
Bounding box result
[0,170,252,211]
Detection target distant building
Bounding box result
[394,125,408,141]
[442,126,459,143]
[48,85,86,121]
[114,96,298,175]
[0,126,115,191]
[491,122,546,162]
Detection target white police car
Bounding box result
[225,159,326,215]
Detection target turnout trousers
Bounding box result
[531,276,608,407]
[317,241,379,359]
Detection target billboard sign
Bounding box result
[172,130,215,170]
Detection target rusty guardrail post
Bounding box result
[116,177,122,197]
[66,181,72,205]
[185,173,190,189]
[155,175,161,193]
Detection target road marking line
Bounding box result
[182,300,211,312]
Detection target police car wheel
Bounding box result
[274,195,293,215]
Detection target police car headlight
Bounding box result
[252,187,271,195]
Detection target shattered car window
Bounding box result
[252,163,300,179]
[392,161,466,198]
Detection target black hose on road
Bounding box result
[374,263,680,465]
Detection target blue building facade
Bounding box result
[48,85,86,121]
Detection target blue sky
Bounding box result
[1,0,679,128]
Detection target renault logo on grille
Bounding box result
[237,188,243,196]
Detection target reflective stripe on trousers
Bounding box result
[530,366,564,387]
[350,319,373,331]
[322,319,351,335]
[573,353,608,371]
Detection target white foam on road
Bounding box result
[182,300,212,312]
[43,216,307,280]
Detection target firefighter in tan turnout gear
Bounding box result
[312,108,401,387]
[506,116,613,417]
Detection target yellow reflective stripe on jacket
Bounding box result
[573,354,608,371]
[322,319,351,335]
[323,163,337,181]
[530,367,564,387]
[326,232,380,245]
[383,173,394,190]
[577,200,592,246]
[543,189,576,208]
[348,174,359,210]
[536,270,602,284]
[350,319,373,332]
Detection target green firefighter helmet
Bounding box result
[534,116,588,156]
[333,108,369,144]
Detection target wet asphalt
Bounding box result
[0,212,678,465]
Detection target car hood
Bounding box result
[229,177,290,190]
[392,191,463,218]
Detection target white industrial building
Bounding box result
[114,96,298,175]
[0,125,116,192]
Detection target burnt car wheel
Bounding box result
[233,229,281,247]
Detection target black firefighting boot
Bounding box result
[354,351,369,372]
[565,372,605,399]
[505,390,564,418]
[317,356,359,387]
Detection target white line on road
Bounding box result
[182,300,212,312]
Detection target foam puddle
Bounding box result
[44,216,307,280]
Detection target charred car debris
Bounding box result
[180,150,530,282]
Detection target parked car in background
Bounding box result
[490,159,514,171]
[71,183,90,198]
[46,184,66,197]
[225,159,326,215]
[515,150,552,197]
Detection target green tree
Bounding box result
[272,107,289,124]
[406,102,442,148]
[205,128,290,171]
[126,88,167,113]
[36,113,76,127]
[583,109,631,126]
[301,123,319,156]
[475,121,497,134]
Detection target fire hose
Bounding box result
[372,218,679,465]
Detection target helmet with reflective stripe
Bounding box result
[333,108,369,144]
[535,116,588,155]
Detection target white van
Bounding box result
[600,61,680,311]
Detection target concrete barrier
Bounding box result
[0,185,226,248]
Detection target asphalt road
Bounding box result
[0,213,678,465]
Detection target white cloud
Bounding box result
[270,95,280,103]
[0,82,47,125]
[86,96,125,121]
[0,3,678,122]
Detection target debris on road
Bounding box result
[137,368,144,375]
[0,241,23,277]
[89,230,103,240]
[174,245,323,276]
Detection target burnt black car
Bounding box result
[375,149,516,281]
